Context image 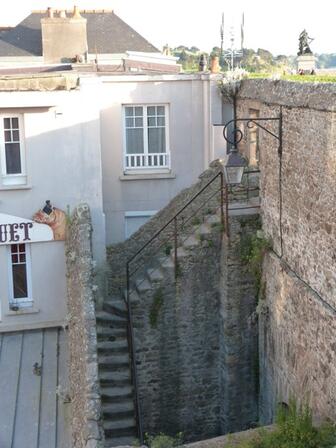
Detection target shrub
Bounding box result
[228,400,336,448]
[145,432,183,448]
[240,231,272,294]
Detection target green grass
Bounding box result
[227,401,336,448]
[245,73,336,83]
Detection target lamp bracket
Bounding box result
[222,115,282,155]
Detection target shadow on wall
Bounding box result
[99,77,217,244]
[0,112,106,262]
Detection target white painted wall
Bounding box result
[0,242,67,332]
[93,73,224,244]
[0,87,106,331]
[0,72,227,331]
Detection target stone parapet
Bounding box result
[238,79,336,111]
[0,73,79,91]
[66,203,104,448]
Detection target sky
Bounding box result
[1,0,336,56]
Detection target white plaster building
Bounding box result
[0,7,230,444]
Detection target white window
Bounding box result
[0,114,26,186]
[7,243,32,308]
[125,211,157,239]
[123,105,170,171]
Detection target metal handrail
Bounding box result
[129,185,223,279]
[123,167,260,442]
[124,169,226,443]
[123,289,144,444]
[127,170,224,267]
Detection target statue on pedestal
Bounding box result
[298,30,314,55]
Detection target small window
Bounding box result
[125,211,157,239]
[123,105,170,171]
[0,114,26,185]
[8,243,32,307]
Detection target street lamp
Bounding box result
[223,146,247,185]
[222,113,282,186]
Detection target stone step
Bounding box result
[158,256,174,270]
[100,385,133,403]
[99,354,130,370]
[102,401,134,419]
[104,435,138,447]
[183,234,199,249]
[121,289,141,305]
[104,419,137,438]
[206,214,221,225]
[97,326,127,342]
[104,417,136,431]
[170,247,188,260]
[147,267,164,282]
[197,223,212,236]
[96,311,128,328]
[103,300,128,318]
[100,370,131,387]
[135,277,152,293]
[97,340,129,355]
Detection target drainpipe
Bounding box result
[202,75,212,169]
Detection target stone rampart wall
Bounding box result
[259,252,336,424]
[66,204,104,448]
[236,79,336,423]
[219,214,260,433]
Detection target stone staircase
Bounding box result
[97,208,224,447]
[96,300,138,447]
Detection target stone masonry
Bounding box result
[108,163,260,441]
[259,252,336,424]
[131,214,223,442]
[235,79,336,423]
[107,161,224,296]
[66,204,104,448]
[219,214,260,434]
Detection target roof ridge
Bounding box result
[31,9,114,14]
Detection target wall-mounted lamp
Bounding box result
[222,112,282,185]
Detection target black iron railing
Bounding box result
[123,167,259,443]
[123,170,227,444]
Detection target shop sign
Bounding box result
[0,213,54,245]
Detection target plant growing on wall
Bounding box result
[240,230,272,294]
[145,432,183,448]
[227,399,336,448]
[149,287,164,329]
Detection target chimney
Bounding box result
[199,54,208,72]
[72,5,82,19]
[210,56,220,74]
[41,6,88,64]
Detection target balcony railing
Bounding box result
[125,152,170,170]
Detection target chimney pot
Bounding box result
[72,5,82,19]
[199,54,208,72]
[210,56,220,74]
[47,7,54,18]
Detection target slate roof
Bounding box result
[0,327,70,447]
[0,11,159,57]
